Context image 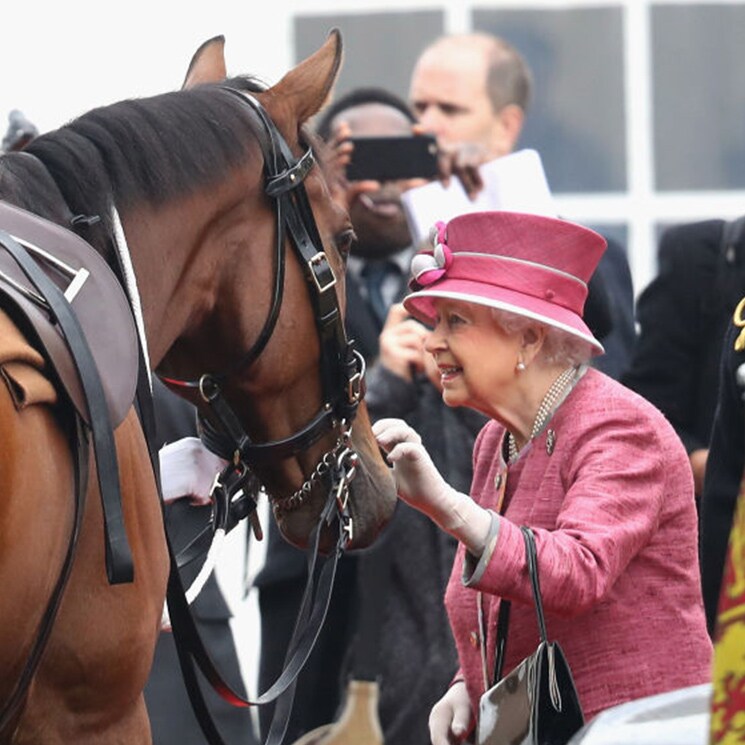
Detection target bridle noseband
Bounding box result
[160,86,364,534]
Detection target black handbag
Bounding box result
[476,526,584,745]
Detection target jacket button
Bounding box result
[469,631,479,648]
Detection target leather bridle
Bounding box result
[159,86,367,745]
[160,86,364,524]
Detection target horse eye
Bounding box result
[336,228,356,261]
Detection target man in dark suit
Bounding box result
[253,87,417,743]
[623,217,745,501]
[622,216,745,640]
[145,377,257,744]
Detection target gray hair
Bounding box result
[490,308,594,367]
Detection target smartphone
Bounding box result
[345,134,439,182]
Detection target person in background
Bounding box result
[706,310,745,742]
[623,216,745,505]
[407,31,635,380]
[253,87,429,743]
[374,210,711,744]
[699,299,745,634]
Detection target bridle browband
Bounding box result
[159,86,368,745]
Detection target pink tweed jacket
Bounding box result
[445,368,712,722]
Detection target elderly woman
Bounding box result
[373,211,712,745]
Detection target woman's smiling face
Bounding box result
[424,298,522,415]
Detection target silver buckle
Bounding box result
[307,252,336,294]
[347,370,362,404]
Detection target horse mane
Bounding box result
[0,76,267,264]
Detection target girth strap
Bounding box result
[0,229,134,584]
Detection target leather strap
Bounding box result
[482,526,547,686]
[198,378,338,466]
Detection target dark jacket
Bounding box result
[700,319,745,633]
[623,219,745,454]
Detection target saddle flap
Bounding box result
[0,199,138,428]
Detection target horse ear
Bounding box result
[182,35,228,89]
[267,28,343,124]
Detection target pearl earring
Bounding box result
[516,361,526,372]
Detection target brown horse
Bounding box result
[0,30,396,744]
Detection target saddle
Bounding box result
[0,199,138,427]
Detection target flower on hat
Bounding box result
[411,220,453,287]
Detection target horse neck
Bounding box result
[119,195,225,370]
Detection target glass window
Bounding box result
[294,11,444,106]
[652,4,745,190]
[473,7,626,193]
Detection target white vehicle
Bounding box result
[568,683,711,745]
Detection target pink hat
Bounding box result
[404,211,607,355]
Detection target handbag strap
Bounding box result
[479,526,549,688]
[522,526,549,644]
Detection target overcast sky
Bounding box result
[1,2,301,136]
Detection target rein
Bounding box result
[156,87,365,745]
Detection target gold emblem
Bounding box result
[734,297,745,351]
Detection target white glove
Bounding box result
[429,680,474,745]
[373,418,492,554]
[158,437,228,505]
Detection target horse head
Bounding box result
[154,30,397,553]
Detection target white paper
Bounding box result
[401,148,557,248]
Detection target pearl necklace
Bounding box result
[508,365,579,462]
